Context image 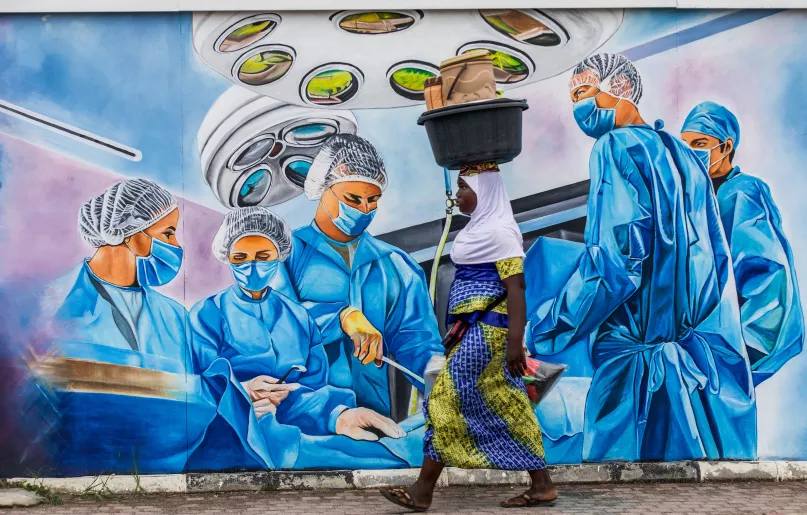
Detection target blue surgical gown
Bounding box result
[189,285,355,467]
[30,261,216,475]
[527,124,757,462]
[716,168,804,386]
[272,223,443,417]
[188,284,426,471]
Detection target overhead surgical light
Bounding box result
[216,14,281,53]
[333,11,422,35]
[197,85,358,209]
[192,9,623,109]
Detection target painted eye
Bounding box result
[479,9,562,47]
[219,19,277,52]
[237,50,293,86]
[338,12,415,34]
[237,169,272,206]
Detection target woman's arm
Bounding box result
[503,272,528,378]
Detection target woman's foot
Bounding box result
[501,485,558,508]
[379,482,434,512]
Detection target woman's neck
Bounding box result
[87,246,138,287]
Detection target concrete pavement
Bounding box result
[3,482,807,514]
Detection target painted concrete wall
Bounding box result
[1,9,806,477]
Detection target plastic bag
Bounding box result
[523,358,568,408]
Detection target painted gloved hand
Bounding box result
[240,375,300,419]
[340,307,383,366]
[335,407,406,441]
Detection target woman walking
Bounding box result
[380,164,557,510]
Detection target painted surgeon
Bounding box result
[271,134,443,418]
[526,53,756,462]
[681,102,804,386]
[188,206,404,469]
[47,178,187,361]
[35,178,197,474]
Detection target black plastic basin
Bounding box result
[417,98,529,170]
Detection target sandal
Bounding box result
[500,492,557,508]
[380,487,430,512]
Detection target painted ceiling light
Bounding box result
[216,14,280,52]
[192,9,623,109]
[197,86,358,208]
[459,43,533,84]
[235,46,294,86]
[479,9,565,47]
[387,62,439,101]
[302,64,363,106]
[337,11,418,34]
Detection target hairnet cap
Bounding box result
[569,53,643,105]
[78,178,177,248]
[212,206,293,263]
[304,134,388,200]
[681,101,741,149]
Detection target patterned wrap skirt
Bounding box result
[423,258,546,470]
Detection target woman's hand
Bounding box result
[340,308,384,366]
[502,272,528,378]
[335,407,405,441]
[506,342,528,377]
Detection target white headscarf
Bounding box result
[450,172,525,265]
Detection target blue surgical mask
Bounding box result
[573,94,617,139]
[692,144,726,172]
[324,188,376,236]
[131,235,183,287]
[230,260,279,292]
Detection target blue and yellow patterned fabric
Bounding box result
[423,258,546,470]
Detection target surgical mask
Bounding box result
[129,234,183,287]
[573,94,618,139]
[324,188,376,236]
[692,144,727,172]
[230,260,279,292]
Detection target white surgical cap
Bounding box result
[212,206,292,263]
[79,178,177,248]
[569,53,643,105]
[304,134,388,200]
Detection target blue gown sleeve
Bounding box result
[381,253,443,390]
[719,180,804,383]
[530,134,652,354]
[188,297,226,374]
[276,312,357,435]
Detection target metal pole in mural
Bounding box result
[0,99,142,162]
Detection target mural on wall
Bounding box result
[1,8,806,478]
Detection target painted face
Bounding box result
[228,235,280,292]
[681,131,733,177]
[456,178,477,215]
[123,208,183,287]
[570,84,599,104]
[228,235,279,263]
[125,208,180,257]
[320,180,383,236]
